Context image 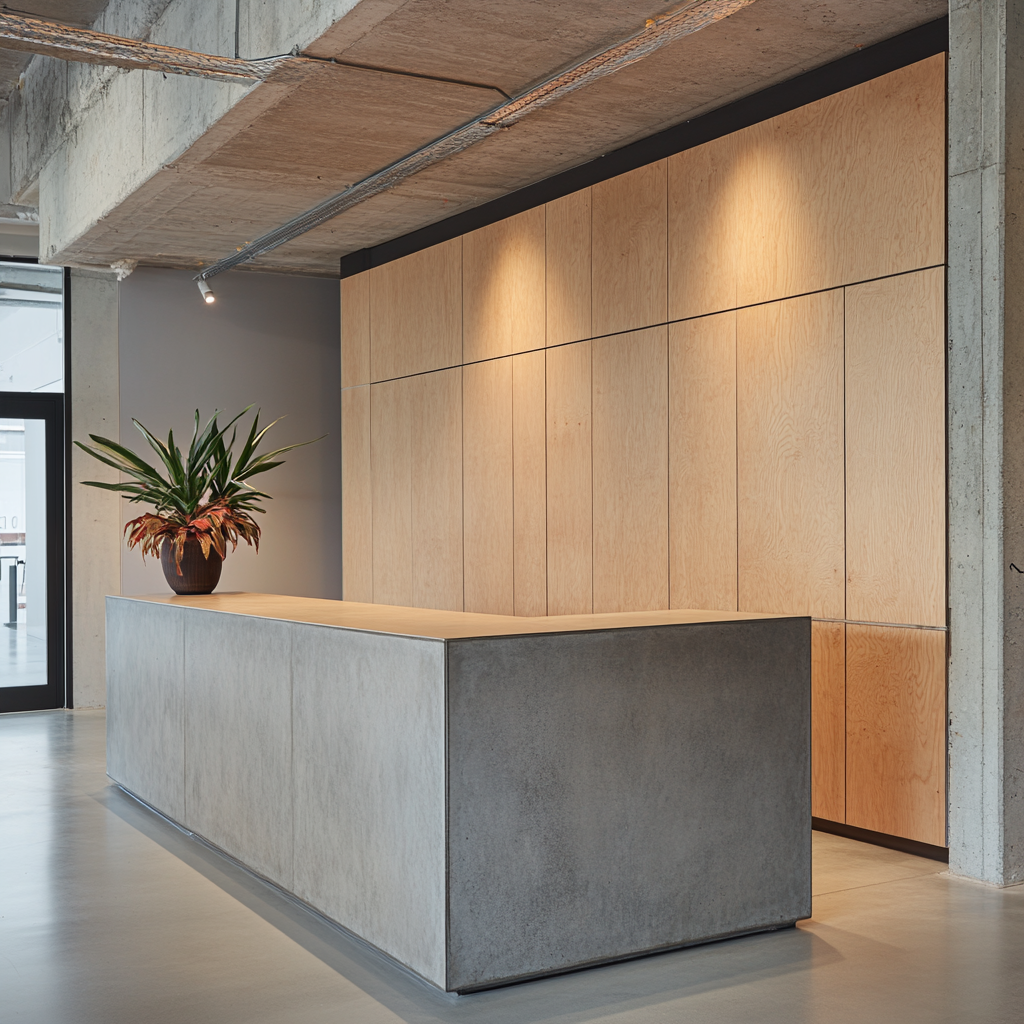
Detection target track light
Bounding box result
[197,279,215,304]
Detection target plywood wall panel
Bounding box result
[369,238,462,381]
[463,359,514,615]
[668,311,737,612]
[513,350,547,616]
[546,340,593,615]
[592,161,667,337]
[812,621,846,823]
[592,328,669,613]
[463,208,546,363]
[846,624,946,846]
[737,290,845,619]
[341,275,370,388]
[735,55,946,307]
[546,189,592,348]
[411,368,464,612]
[341,386,372,602]
[667,137,738,321]
[846,268,945,628]
[370,377,413,606]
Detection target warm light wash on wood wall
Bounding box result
[340,55,946,846]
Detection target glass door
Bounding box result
[0,260,66,712]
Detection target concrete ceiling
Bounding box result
[34,0,947,276]
[0,1,112,108]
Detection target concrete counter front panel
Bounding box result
[106,593,811,992]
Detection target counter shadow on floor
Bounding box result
[97,782,837,1020]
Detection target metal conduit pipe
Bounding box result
[196,0,759,281]
[0,10,292,84]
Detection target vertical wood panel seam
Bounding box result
[735,310,739,611]
[543,204,549,615]
[460,239,466,613]
[665,168,671,608]
[590,188,595,613]
[843,284,848,823]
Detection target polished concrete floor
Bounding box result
[2,709,1023,1024]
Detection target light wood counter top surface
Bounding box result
[116,592,799,641]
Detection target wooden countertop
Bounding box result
[113,592,801,641]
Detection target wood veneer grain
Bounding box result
[369,237,462,381]
[592,327,669,613]
[592,161,668,337]
[370,377,413,606]
[411,368,464,612]
[846,624,946,847]
[846,267,945,628]
[667,136,739,321]
[463,207,546,362]
[341,386,372,602]
[546,340,593,615]
[735,55,945,307]
[513,350,547,616]
[463,359,514,614]
[737,290,845,619]
[812,620,846,823]
[668,311,737,612]
[546,189,592,348]
[341,274,370,388]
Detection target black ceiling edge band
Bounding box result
[340,15,948,280]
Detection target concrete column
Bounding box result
[69,270,121,708]
[948,0,1024,885]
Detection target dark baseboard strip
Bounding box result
[812,817,949,863]
[341,16,948,279]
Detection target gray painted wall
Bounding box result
[117,267,341,600]
[70,269,121,708]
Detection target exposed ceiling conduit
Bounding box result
[0,1,759,278]
[0,10,301,84]
[196,0,759,281]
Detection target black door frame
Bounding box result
[0,391,67,713]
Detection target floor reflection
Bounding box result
[0,623,47,687]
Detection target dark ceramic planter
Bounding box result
[160,537,223,595]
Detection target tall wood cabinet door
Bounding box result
[370,377,414,607]
[463,359,513,614]
[513,350,547,616]
[846,624,946,846]
[846,267,945,628]
[592,161,667,337]
[592,327,669,613]
[669,311,737,612]
[546,341,593,615]
[546,189,592,348]
[369,238,462,381]
[812,621,846,823]
[735,54,945,308]
[341,386,372,602]
[464,208,546,362]
[341,274,370,388]
[412,368,464,612]
[667,135,739,322]
[737,290,845,619]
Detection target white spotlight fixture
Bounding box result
[197,279,215,304]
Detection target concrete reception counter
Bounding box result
[106,593,811,992]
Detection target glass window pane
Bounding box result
[0,417,47,687]
[0,262,64,393]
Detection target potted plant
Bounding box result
[75,407,318,595]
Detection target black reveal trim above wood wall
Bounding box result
[340,16,947,279]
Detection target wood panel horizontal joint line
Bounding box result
[812,618,948,632]
[341,263,948,392]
